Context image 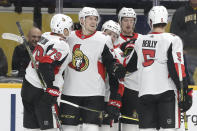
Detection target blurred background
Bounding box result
[1,1,197,131]
[0,0,194,78]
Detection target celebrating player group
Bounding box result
[20,5,193,131]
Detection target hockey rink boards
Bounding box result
[0,84,196,131]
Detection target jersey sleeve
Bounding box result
[39,40,71,88]
[172,36,186,78]
[53,52,72,88]
[125,49,138,73]
[45,40,70,62]
[167,35,187,89]
[105,35,114,50]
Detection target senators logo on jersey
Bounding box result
[69,44,89,71]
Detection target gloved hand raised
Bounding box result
[112,63,126,79]
[120,38,136,56]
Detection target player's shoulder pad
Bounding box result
[95,31,112,44]
[97,31,110,38]
[41,32,51,37]
[134,33,143,41]
[165,33,182,41]
[54,38,70,51]
[164,33,183,46]
[133,33,139,39]
[136,33,143,38]
[70,30,76,36]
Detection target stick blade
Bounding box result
[2,33,23,44]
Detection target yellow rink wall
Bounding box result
[0,12,79,76]
[0,84,196,90]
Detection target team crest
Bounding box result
[69,44,89,71]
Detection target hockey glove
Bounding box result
[112,63,126,79]
[106,99,121,121]
[178,88,193,112]
[40,86,60,105]
[120,39,136,56]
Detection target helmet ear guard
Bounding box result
[101,20,121,36]
[148,6,168,29]
[50,14,73,36]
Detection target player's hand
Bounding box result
[120,38,136,56]
[106,99,121,121]
[113,63,126,79]
[178,88,193,112]
[40,86,60,105]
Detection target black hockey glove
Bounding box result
[112,63,126,79]
[40,86,60,105]
[106,94,122,121]
[106,100,121,121]
[120,38,136,56]
[178,88,193,112]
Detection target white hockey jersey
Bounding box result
[115,33,139,91]
[62,30,112,96]
[25,32,71,89]
[133,32,184,97]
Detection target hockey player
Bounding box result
[59,7,126,131]
[100,20,125,131]
[115,7,140,131]
[102,20,121,44]
[21,14,73,131]
[122,6,193,131]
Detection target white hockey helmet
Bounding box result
[78,7,100,24]
[148,6,168,29]
[50,14,73,36]
[118,7,137,24]
[101,20,121,36]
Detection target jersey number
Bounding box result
[48,48,62,61]
[31,45,62,68]
[32,45,44,68]
[142,49,155,67]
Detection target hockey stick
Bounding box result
[59,99,102,113]
[1,33,23,44]
[121,115,139,122]
[178,62,188,131]
[59,99,139,121]
[16,22,63,131]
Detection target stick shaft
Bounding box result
[178,62,188,131]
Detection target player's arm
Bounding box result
[119,38,136,56]
[125,49,138,73]
[39,42,69,88]
[38,41,70,103]
[106,69,125,121]
[102,44,126,80]
[53,52,71,88]
[167,36,187,89]
[167,36,192,112]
